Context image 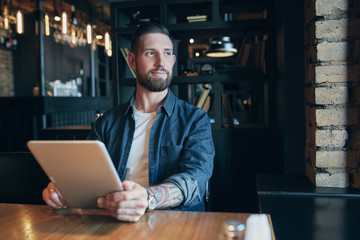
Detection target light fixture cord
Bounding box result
[53,0,57,13]
[0,0,3,18]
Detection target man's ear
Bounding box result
[127,52,136,71]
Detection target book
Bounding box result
[239,43,251,66]
[187,15,207,22]
[259,38,266,72]
[236,98,246,112]
[188,18,207,22]
[186,15,207,21]
[196,88,211,109]
[236,12,265,20]
[202,95,213,112]
[124,48,131,56]
[222,93,234,126]
[252,37,261,66]
[120,48,136,78]
[234,37,247,66]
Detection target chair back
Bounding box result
[0,152,49,204]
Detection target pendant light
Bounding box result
[206,36,237,57]
[86,24,92,44]
[61,10,67,34]
[53,0,61,22]
[104,32,110,50]
[16,9,23,34]
[71,5,77,25]
[3,0,9,30]
[44,13,50,36]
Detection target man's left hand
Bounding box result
[97,180,148,222]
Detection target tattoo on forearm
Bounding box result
[146,183,184,209]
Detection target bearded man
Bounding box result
[43,21,215,222]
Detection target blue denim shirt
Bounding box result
[87,90,215,211]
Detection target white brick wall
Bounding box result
[315,65,347,83]
[315,129,348,147]
[305,0,360,188]
[316,108,358,126]
[317,42,347,61]
[316,171,348,187]
[315,0,348,16]
[315,84,348,104]
[315,19,347,39]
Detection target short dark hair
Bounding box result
[130,21,171,54]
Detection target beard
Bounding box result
[136,67,173,92]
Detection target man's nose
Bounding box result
[155,54,165,67]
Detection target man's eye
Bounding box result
[165,52,172,56]
[146,51,155,56]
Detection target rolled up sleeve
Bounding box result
[164,109,215,209]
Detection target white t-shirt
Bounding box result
[125,106,157,187]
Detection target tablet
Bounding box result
[27,140,123,208]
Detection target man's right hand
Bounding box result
[42,182,68,209]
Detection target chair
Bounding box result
[0,152,49,204]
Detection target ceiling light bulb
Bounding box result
[16,10,24,34]
[4,17,9,30]
[61,11,67,34]
[86,24,92,44]
[44,14,50,36]
[54,13,61,22]
[3,5,9,29]
[106,49,112,57]
[105,32,110,50]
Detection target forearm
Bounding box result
[145,182,184,210]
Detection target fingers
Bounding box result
[97,181,148,222]
[109,208,146,222]
[122,180,136,190]
[42,182,67,209]
[106,181,147,201]
[98,197,146,222]
[56,190,67,206]
[98,196,147,210]
[97,197,147,222]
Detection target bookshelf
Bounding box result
[110,0,275,129]
[97,46,113,97]
[109,0,279,212]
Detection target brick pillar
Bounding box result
[305,0,360,188]
[0,49,14,96]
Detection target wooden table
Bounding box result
[0,203,275,239]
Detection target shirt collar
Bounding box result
[124,89,175,117]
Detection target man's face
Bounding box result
[133,33,176,92]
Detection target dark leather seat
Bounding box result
[0,152,49,204]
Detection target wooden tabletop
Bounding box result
[0,203,275,239]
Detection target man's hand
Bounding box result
[42,182,68,209]
[97,180,148,222]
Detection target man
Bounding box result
[43,21,215,222]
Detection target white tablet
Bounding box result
[27,140,123,209]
